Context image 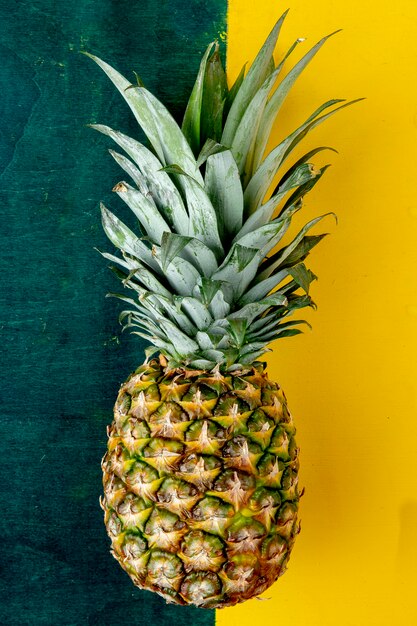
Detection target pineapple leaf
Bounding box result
[201,42,228,145]
[213,244,258,284]
[161,164,224,258]
[231,66,280,177]
[203,349,226,362]
[160,231,192,272]
[195,278,224,305]
[85,53,203,182]
[280,99,364,166]
[97,249,131,272]
[84,53,163,162]
[207,288,231,319]
[292,296,317,312]
[194,282,231,320]
[196,139,228,168]
[100,203,160,272]
[227,318,248,347]
[180,297,213,330]
[181,237,219,277]
[140,88,204,182]
[213,245,261,303]
[264,233,328,278]
[221,11,288,146]
[287,263,317,293]
[142,293,197,336]
[224,62,246,117]
[238,348,271,363]
[182,42,216,155]
[258,214,334,281]
[196,331,215,351]
[90,125,189,235]
[282,235,328,268]
[189,359,217,370]
[113,181,171,245]
[155,317,200,358]
[252,31,341,171]
[229,292,288,327]
[244,99,362,214]
[152,246,200,296]
[269,328,303,339]
[106,292,143,311]
[236,217,291,256]
[108,260,171,299]
[108,150,147,191]
[236,162,317,239]
[278,165,332,217]
[205,150,244,238]
[276,147,336,190]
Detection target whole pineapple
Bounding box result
[87,12,359,608]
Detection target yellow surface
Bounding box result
[219,1,417,624]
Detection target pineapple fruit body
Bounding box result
[102,358,300,608]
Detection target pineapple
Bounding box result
[86,12,359,608]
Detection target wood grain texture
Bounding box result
[0,1,225,623]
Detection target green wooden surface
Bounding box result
[0,1,225,623]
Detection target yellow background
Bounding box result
[219,1,417,624]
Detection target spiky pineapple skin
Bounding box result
[102,358,300,608]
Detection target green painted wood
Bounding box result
[0,1,225,623]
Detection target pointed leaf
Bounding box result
[208,288,231,319]
[236,162,317,239]
[244,99,362,214]
[155,317,199,358]
[109,258,172,299]
[100,203,160,272]
[264,233,328,278]
[227,318,248,347]
[160,231,192,272]
[201,42,228,145]
[90,125,189,234]
[162,165,224,257]
[182,238,219,277]
[97,249,131,271]
[224,62,246,117]
[231,66,280,176]
[238,348,271,363]
[229,292,288,326]
[85,53,203,183]
[113,181,170,244]
[143,293,197,336]
[288,263,317,293]
[196,332,215,351]
[141,88,204,183]
[180,297,213,330]
[152,246,200,296]
[212,245,261,302]
[109,150,148,191]
[221,11,288,146]
[196,139,228,168]
[258,214,334,280]
[205,150,244,238]
[189,359,217,370]
[236,217,291,256]
[276,147,336,190]
[182,42,216,154]
[278,164,332,216]
[252,31,341,170]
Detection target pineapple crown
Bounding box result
[85,11,361,371]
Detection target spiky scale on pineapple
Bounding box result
[87,9,360,608]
